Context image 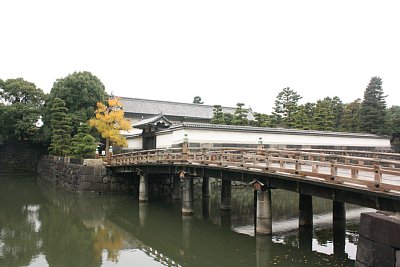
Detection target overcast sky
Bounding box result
[1,0,399,113]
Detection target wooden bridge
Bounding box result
[108,144,400,235]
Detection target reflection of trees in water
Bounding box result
[93,222,126,262]
[38,179,133,266]
[0,176,42,267]
[38,198,100,267]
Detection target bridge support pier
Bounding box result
[139,173,148,202]
[299,194,313,228]
[221,209,232,230]
[202,197,211,219]
[333,201,346,221]
[333,201,346,256]
[221,179,231,210]
[182,176,194,216]
[202,177,211,198]
[172,175,181,200]
[138,202,148,227]
[256,236,272,267]
[256,188,272,235]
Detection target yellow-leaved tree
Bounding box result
[89,97,131,156]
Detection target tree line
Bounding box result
[0,71,130,158]
[210,77,400,151]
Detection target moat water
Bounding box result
[0,175,370,267]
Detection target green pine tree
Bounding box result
[331,96,344,130]
[70,123,97,159]
[232,103,249,126]
[293,105,311,130]
[271,87,302,128]
[386,106,400,152]
[48,98,72,156]
[313,98,335,131]
[360,77,387,134]
[253,112,271,127]
[210,105,225,124]
[223,112,234,125]
[340,99,362,132]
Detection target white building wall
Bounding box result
[158,128,390,148]
[127,127,391,150]
[127,135,143,150]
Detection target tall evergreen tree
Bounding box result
[331,96,344,130]
[271,87,302,128]
[313,98,335,131]
[70,123,97,159]
[48,98,72,156]
[360,77,387,134]
[340,99,362,132]
[44,71,107,141]
[210,105,225,124]
[293,105,311,130]
[232,103,249,126]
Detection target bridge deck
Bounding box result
[109,147,400,211]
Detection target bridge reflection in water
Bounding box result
[0,175,361,267]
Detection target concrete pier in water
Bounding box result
[256,188,272,235]
[139,173,148,202]
[221,179,231,210]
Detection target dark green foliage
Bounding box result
[386,106,400,152]
[271,87,302,128]
[0,78,45,141]
[48,71,107,135]
[313,98,335,131]
[340,99,362,132]
[232,103,249,126]
[360,77,387,134]
[223,112,234,125]
[48,98,72,156]
[70,123,97,159]
[193,96,204,104]
[210,105,225,124]
[253,112,271,127]
[331,96,344,130]
[292,105,312,130]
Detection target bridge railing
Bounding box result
[111,147,400,194]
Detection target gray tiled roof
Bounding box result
[133,113,172,128]
[119,97,252,119]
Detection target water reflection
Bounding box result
[0,176,361,267]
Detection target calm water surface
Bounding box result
[0,175,368,267]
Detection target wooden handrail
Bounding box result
[111,147,400,194]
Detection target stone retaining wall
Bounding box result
[356,212,400,266]
[0,141,46,174]
[38,155,173,198]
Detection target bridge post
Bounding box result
[333,201,346,221]
[139,172,148,203]
[202,197,211,219]
[256,187,272,235]
[299,194,313,228]
[221,209,232,230]
[220,179,232,210]
[172,175,181,200]
[299,226,313,251]
[181,171,194,216]
[256,235,272,267]
[202,177,211,198]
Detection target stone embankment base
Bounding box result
[356,212,400,267]
[38,156,172,197]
